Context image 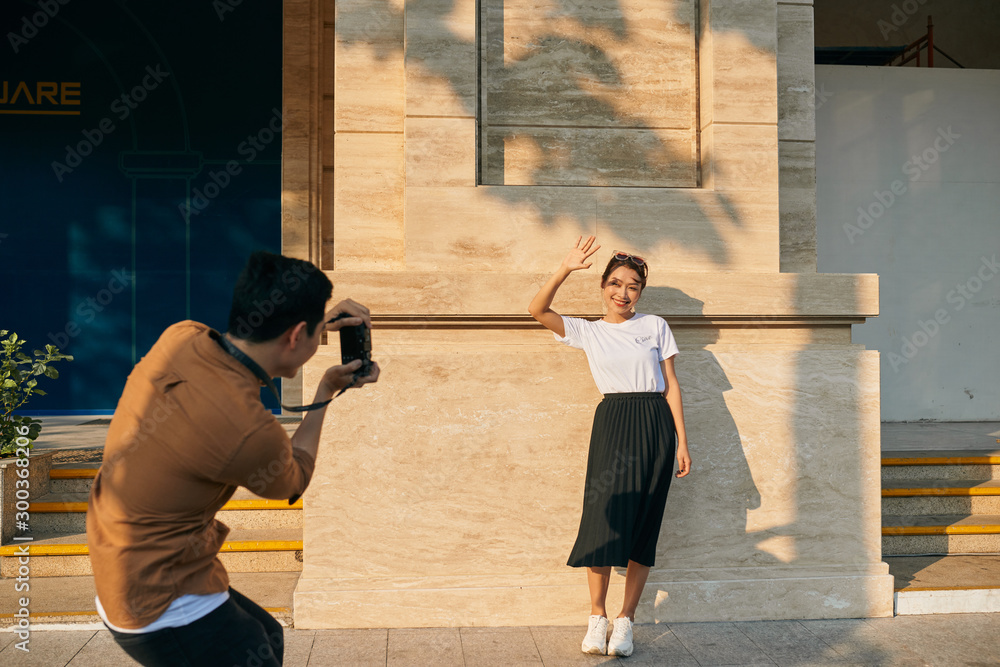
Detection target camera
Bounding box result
[329,313,372,376]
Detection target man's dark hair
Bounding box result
[227,251,332,342]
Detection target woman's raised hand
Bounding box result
[561,235,601,272]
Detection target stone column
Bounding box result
[288,0,892,627]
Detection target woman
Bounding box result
[528,235,691,657]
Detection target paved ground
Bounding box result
[3,613,1000,666]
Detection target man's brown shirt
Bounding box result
[86,321,315,628]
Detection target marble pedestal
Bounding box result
[293,273,893,627]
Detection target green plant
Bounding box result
[1,330,73,458]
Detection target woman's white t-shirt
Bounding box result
[555,313,679,394]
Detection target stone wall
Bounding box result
[285,0,892,626]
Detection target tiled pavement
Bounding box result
[3,614,1000,666]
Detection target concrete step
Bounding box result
[0,571,298,626]
[882,479,1000,515]
[888,555,1000,615]
[27,490,303,533]
[0,528,302,577]
[47,464,99,494]
[881,450,1000,482]
[883,513,1000,555]
[883,495,1000,515]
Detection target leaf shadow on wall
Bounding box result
[639,287,782,579]
[334,0,774,269]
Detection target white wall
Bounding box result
[816,65,1000,421]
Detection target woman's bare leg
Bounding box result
[618,560,650,620]
[586,566,612,617]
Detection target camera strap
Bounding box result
[211,330,334,412]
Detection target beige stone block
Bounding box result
[333,133,405,269]
[322,25,335,99]
[700,123,715,189]
[321,168,335,269]
[326,325,854,359]
[480,0,698,187]
[406,0,477,117]
[404,118,476,187]
[650,569,894,622]
[404,186,596,272]
[301,343,600,582]
[295,568,891,627]
[322,270,878,318]
[281,186,312,262]
[780,189,818,273]
[335,0,404,42]
[779,140,817,272]
[706,123,779,192]
[280,105,314,189]
[335,41,404,131]
[282,0,318,261]
[778,139,815,191]
[698,0,714,129]
[662,349,884,569]
[704,0,778,124]
[321,98,334,167]
[404,182,775,273]
[636,272,877,318]
[777,3,816,141]
[595,189,778,273]
[296,575,630,628]
[482,0,696,128]
[484,127,697,187]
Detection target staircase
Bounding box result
[883,446,1000,615]
[0,458,301,624]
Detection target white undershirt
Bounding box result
[555,313,679,394]
[96,592,230,634]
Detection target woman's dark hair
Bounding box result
[601,255,648,292]
[227,251,332,342]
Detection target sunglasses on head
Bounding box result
[612,251,646,267]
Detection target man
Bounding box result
[86,251,379,666]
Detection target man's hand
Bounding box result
[325,298,371,332]
[318,298,378,396]
[320,359,380,395]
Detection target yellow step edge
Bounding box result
[882,456,1000,466]
[50,469,98,479]
[882,488,1000,497]
[220,499,303,510]
[0,540,302,557]
[220,540,302,553]
[29,498,303,513]
[883,525,1000,536]
[0,607,290,620]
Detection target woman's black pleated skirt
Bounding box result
[567,392,676,568]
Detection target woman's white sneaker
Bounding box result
[581,615,609,654]
[608,616,634,657]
